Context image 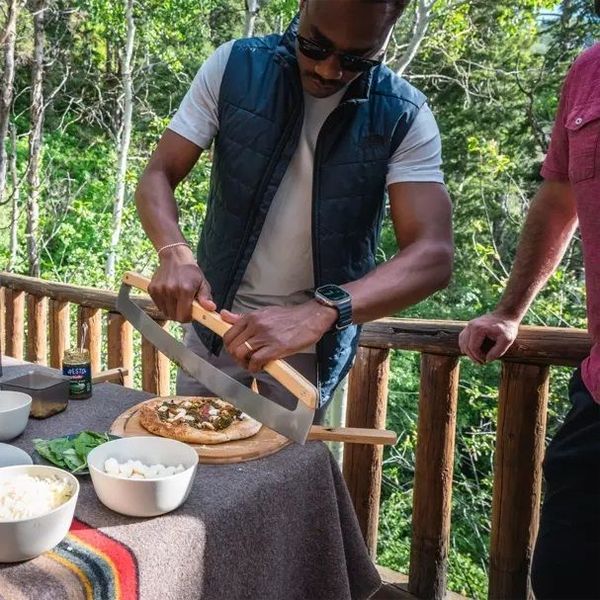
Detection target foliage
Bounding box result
[1,1,598,597]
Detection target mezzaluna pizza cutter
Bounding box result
[116,272,396,446]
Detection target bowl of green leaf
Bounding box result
[32,431,119,475]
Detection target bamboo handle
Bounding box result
[308,426,396,445]
[123,272,318,410]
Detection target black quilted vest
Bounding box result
[195,18,426,406]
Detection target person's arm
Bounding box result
[344,181,453,322]
[135,41,234,322]
[460,63,576,364]
[136,130,201,253]
[135,131,216,322]
[494,181,577,322]
[459,180,578,363]
[220,181,453,371]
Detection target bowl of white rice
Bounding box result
[0,465,79,562]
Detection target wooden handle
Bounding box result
[308,426,397,445]
[92,367,128,385]
[123,272,318,410]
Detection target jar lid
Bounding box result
[63,348,90,364]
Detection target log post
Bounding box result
[141,320,170,395]
[489,362,549,600]
[77,306,102,374]
[343,346,390,559]
[49,300,70,369]
[408,353,459,600]
[26,294,47,364]
[107,312,133,387]
[5,288,25,359]
[0,288,5,354]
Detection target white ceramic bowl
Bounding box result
[87,436,198,517]
[0,392,32,442]
[0,465,79,562]
[0,443,33,468]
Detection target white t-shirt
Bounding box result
[169,40,444,318]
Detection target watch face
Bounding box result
[318,285,349,302]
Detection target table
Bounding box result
[0,360,381,600]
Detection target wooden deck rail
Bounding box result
[0,272,593,599]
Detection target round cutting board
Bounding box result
[109,398,291,464]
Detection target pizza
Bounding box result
[139,397,262,444]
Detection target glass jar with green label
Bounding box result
[62,349,92,399]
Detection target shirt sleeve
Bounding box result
[386,103,445,187]
[540,72,572,182]
[167,40,235,149]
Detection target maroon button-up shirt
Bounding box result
[542,43,600,402]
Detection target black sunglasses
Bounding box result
[297,35,382,73]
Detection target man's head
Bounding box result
[296,0,409,98]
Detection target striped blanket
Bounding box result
[0,519,138,600]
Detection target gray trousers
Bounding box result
[175,324,326,423]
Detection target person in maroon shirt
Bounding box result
[459,13,600,600]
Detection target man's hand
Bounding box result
[220,301,338,372]
[459,312,520,364]
[148,245,216,322]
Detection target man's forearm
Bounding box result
[496,182,578,321]
[135,169,188,251]
[135,130,203,252]
[342,238,453,324]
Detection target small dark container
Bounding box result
[0,371,70,419]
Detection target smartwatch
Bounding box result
[314,284,353,331]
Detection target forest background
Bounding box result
[1,0,598,596]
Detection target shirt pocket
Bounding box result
[566,103,600,183]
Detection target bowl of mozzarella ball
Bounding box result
[87,437,198,517]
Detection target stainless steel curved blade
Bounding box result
[116,283,313,444]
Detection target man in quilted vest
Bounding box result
[135,0,453,417]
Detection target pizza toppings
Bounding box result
[156,398,244,431]
[139,396,262,445]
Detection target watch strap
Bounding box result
[335,299,353,330]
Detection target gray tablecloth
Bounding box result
[0,361,381,600]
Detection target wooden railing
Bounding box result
[0,273,165,391]
[357,320,590,599]
[0,272,593,599]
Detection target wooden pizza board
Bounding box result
[109,398,291,465]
